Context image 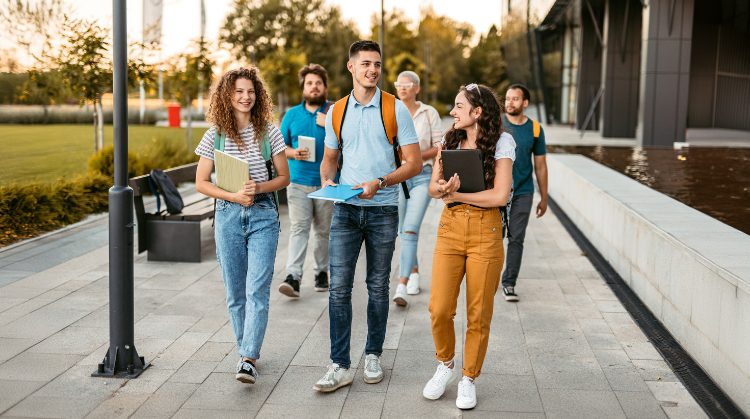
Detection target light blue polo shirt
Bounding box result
[324,88,418,206]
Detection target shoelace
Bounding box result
[241,361,255,372]
[458,377,474,396]
[323,364,340,382]
[432,363,451,381]
[365,357,378,372]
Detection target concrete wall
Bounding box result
[547,154,750,415]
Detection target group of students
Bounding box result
[194,39,548,410]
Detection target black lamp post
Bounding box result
[92,0,149,379]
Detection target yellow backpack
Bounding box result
[331,90,410,199]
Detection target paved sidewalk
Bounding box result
[0,195,706,418]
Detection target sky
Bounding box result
[2,0,554,68]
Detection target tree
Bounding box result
[56,19,111,151]
[385,52,424,88]
[0,0,69,67]
[258,48,307,112]
[416,8,474,105]
[128,42,158,123]
[467,25,508,97]
[370,9,419,86]
[17,69,69,118]
[220,0,360,106]
[165,40,214,148]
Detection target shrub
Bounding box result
[0,172,111,246]
[1,139,198,246]
[139,136,198,174]
[87,145,144,179]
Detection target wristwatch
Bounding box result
[377,177,387,190]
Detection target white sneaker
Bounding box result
[422,361,454,400]
[312,363,354,392]
[456,376,477,409]
[363,354,384,384]
[406,272,420,295]
[393,284,408,306]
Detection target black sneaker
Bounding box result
[279,274,300,298]
[235,358,258,384]
[503,286,519,302]
[314,272,329,292]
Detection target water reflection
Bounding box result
[548,146,750,235]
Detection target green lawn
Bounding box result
[0,124,208,184]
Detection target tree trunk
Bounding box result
[95,100,104,151]
[186,97,193,150]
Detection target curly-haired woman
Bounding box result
[194,67,290,385]
[421,83,515,409]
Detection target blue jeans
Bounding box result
[397,164,433,278]
[328,203,399,369]
[214,194,279,360]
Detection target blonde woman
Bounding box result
[194,67,290,385]
[392,70,442,306]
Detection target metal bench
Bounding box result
[129,163,213,262]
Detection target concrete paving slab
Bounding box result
[0,337,38,363]
[539,388,627,419]
[0,379,46,413]
[0,352,82,381]
[180,372,273,412]
[131,382,199,417]
[168,360,218,384]
[470,373,544,413]
[339,391,386,419]
[615,390,669,419]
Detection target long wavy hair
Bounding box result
[442,84,504,187]
[206,66,273,150]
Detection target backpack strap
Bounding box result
[531,118,540,152]
[331,91,410,199]
[214,130,225,152]
[259,131,279,210]
[331,96,350,151]
[146,175,162,215]
[380,91,398,145]
[379,91,410,199]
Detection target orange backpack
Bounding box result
[331,90,410,199]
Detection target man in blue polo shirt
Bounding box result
[501,83,549,302]
[313,40,421,393]
[278,64,334,298]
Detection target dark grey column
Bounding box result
[575,0,605,131]
[600,0,642,138]
[638,0,695,146]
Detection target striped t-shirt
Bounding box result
[195,124,286,183]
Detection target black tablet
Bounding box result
[441,149,485,193]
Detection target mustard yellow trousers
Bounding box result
[429,204,504,379]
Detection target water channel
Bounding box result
[548,146,750,235]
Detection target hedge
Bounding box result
[0,137,198,247]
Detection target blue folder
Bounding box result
[307,185,364,202]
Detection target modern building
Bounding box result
[532,0,749,147]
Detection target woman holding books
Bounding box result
[421,83,515,410]
[194,67,290,385]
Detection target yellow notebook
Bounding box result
[214,150,249,192]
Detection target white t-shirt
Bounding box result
[441,131,517,162]
[195,123,286,183]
